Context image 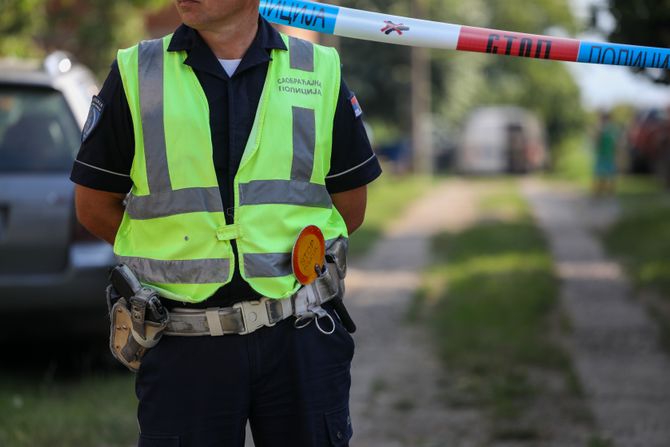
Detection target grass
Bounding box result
[348,173,432,258]
[419,181,574,426]
[548,133,593,187]
[0,373,137,447]
[588,436,614,447]
[603,176,670,297]
[602,176,670,350]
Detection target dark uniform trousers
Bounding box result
[135,306,354,447]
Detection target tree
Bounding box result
[338,0,585,147]
[608,0,670,83]
[0,0,170,76]
[0,0,46,57]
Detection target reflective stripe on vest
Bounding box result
[289,36,314,71]
[241,237,345,279]
[128,38,225,220]
[116,256,231,284]
[139,39,171,194]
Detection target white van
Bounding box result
[457,106,548,174]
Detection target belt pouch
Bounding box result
[109,297,146,372]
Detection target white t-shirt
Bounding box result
[218,58,242,77]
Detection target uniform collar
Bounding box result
[166,16,287,79]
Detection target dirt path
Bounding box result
[345,180,488,447]
[251,178,670,447]
[523,180,670,447]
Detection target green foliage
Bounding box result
[483,0,577,35]
[339,0,585,146]
[608,0,670,83]
[5,0,586,141]
[338,0,413,132]
[0,0,171,76]
[0,0,46,56]
[47,0,171,76]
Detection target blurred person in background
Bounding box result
[593,111,621,196]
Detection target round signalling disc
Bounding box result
[292,225,326,285]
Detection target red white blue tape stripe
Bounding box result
[260,0,670,69]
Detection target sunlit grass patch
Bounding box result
[478,180,530,220]
[604,176,670,297]
[420,183,575,427]
[348,174,432,258]
[430,224,566,387]
[603,176,670,350]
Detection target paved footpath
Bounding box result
[523,180,670,447]
[344,180,487,447]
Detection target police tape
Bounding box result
[260,0,670,69]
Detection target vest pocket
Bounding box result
[325,407,353,446]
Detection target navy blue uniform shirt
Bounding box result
[71,18,381,307]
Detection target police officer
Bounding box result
[70,0,381,445]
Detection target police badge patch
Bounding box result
[81,95,105,143]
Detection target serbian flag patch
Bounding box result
[350,94,363,118]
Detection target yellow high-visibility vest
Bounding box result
[114,33,347,303]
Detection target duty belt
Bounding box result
[165,260,344,336]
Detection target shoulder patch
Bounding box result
[349,93,363,119]
[81,95,105,143]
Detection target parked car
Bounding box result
[627,107,670,183]
[627,108,667,173]
[0,52,114,337]
[456,106,548,174]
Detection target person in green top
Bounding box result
[593,111,620,196]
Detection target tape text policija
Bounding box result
[261,0,329,30]
[581,45,670,68]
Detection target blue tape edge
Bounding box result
[260,0,339,35]
[578,41,670,68]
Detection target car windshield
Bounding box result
[0,85,80,172]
